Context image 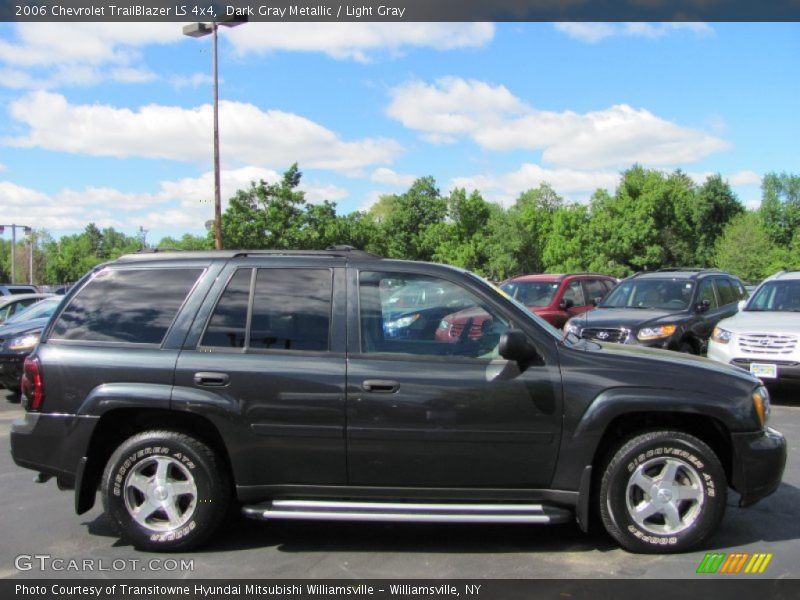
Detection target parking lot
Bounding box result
[1,387,798,581]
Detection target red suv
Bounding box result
[500,273,617,328]
[435,273,616,343]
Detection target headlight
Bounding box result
[636,324,677,341]
[438,319,450,330]
[563,321,581,336]
[752,385,771,428]
[385,313,420,330]
[7,332,41,351]
[711,327,732,344]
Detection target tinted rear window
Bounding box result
[51,268,202,344]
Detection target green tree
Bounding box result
[760,172,800,246]
[714,212,776,281]
[381,176,447,261]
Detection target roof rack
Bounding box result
[655,267,718,273]
[119,245,381,262]
[233,245,380,259]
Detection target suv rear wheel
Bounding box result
[599,430,726,553]
[101,430,230,551]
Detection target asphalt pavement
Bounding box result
[1,386,798,580]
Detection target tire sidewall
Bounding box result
[102,432,225,551]
[603,432,726,552]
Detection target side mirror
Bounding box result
[560,298,575,310]
[737,300,747,311]
[696,299,711,313]
[499,329,539,363]
[592,296,603,307]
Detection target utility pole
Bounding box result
[0,224,32,284]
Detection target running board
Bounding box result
[242,499,572,524]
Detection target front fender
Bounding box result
[550,386,754,491]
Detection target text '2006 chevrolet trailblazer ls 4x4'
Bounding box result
[11,248,786,553]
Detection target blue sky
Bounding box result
[0,22,798,242]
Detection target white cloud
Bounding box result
[684,170,762,187]
[0,163,6,172]
[5,91,402,172]
[450,164,621,206]
[370,168,416,187]
[727,170,761,186]
[0,23,494,89]
[0,166,349,233]
[227,23,495,62]
[387,77,729,169]
[554,22,714,44]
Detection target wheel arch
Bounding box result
[75,407,234,515]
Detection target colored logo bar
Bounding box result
[696,553,773,574]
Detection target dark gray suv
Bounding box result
[10,248,786,553]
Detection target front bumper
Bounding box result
[708,340,800,383]
[730,427,787,507]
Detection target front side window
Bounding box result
[359,271,510,358]
[50,268,203,344]
[583,279,609,305]
[696,279,719,308]
[562,281,585,307]
[715,278,737,306]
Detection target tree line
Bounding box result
[1,165,798,285]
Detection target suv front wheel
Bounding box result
[101,430,230,551]
[599,430,727,553]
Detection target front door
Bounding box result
[346,269,562,488]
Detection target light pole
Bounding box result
[0,224,32,284]
[183,16,247,250]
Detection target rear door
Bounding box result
[173,258,348,490]
[345,267,563,488]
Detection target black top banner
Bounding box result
[2,0,800,22]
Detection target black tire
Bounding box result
[676,341,695,354]
[101,430,230,552]
[599,430,727,553]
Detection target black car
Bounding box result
[0,296,62,392]
[10,249,785,554]
[564,269,748,354]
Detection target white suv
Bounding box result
[708,270,800,383]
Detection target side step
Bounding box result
[242,499,572,524]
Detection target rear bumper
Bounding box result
[10,412,98,486]
[730,427,787,507]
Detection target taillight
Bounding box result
[21,356,44,412]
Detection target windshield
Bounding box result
[500,281,559,307]
[5,298,59,324]
[747,280,800,312]
[601,279,694,310]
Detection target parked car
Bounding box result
[0,296,62,392]
[499,273,617,329]
[564,269,748,354]
[708,270,800,383]
[11,249,785,555]
[0,293,53,325]
[0,284,38,296]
